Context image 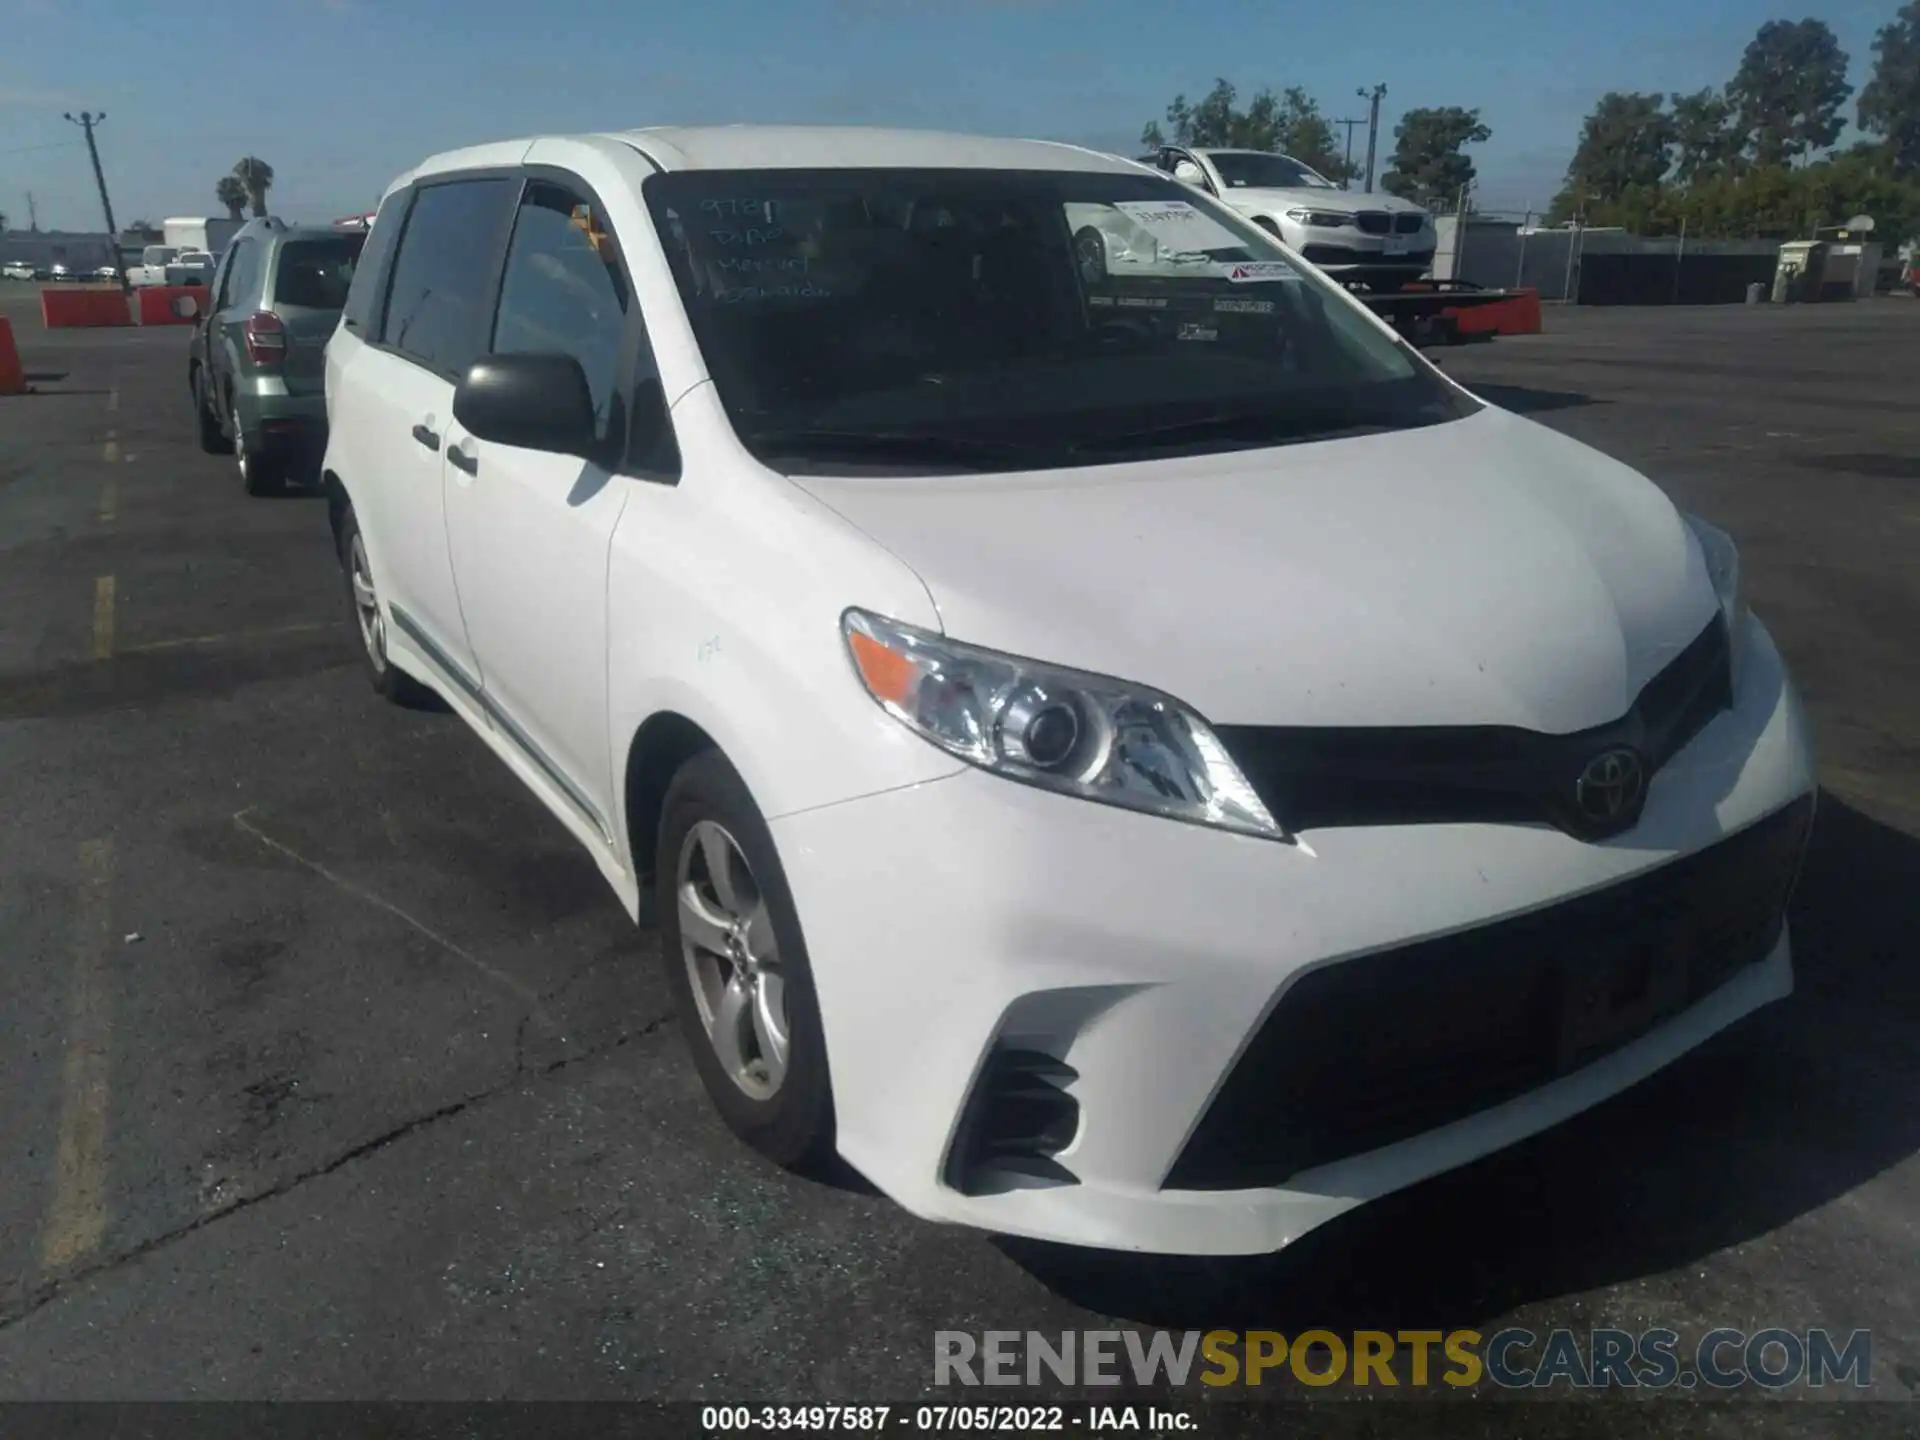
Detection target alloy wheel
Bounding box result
[348,533,386,670]
[676,819,790,1101]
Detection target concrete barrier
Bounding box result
[136,285,210,326]
[1445,287,1542,338]
[40,287,132,328]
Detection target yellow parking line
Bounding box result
[121,619,343,654]
[103,435,119,466]
[91,576,115,660]
[106,388,119,413]
[42,838,115,1271]
[97,478,117,525]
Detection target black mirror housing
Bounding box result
[454,354,597,458]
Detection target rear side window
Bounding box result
[378,177,517,376]
[341,191,408,334]
[221,240,261,309]
[273,235,366,311]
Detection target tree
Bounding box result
[1379,106,1491,207]
[1728,18,1852,167]
[1553,92,1673,218]
[1141,79,1356,182]
[216,175,248,221]
[1670,88,1741,182]
[1859,0,1920,175]
[232,156,275,218]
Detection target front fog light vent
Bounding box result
[944,1046,1081,1196]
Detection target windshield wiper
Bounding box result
[1067,404,1394,456]
[749,428,1041,470]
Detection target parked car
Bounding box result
[190,216,365,494]
[1,259,35,281]
[167,249,216,287]
[1137,145,1436,291]
[94,265,120,281]
[48,262,71,282]
[321,126,1816,1257]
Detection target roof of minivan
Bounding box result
[401,126,1149,188]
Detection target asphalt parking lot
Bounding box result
[0,286,1916,1422]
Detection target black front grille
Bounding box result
[1164,795,1814,1190]
[1393,212,1425,234]
[1215,614,1732,840]
[1354,211,1392,235]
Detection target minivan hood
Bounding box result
[797,407,1718,731]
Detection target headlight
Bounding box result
[842,609,1287,842]
[1284,209,1351,229]
[1684,513,1749,692]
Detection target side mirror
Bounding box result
[1173,160,1204,185]
[454,353,597,457]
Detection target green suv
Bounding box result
[190,217,366,495]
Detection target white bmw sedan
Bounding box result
[320,125,1816,1256]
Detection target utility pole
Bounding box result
[27,191,39,232]
[63,110,126,292]
[1357,83,1387,193]
[1333,117,1365,190]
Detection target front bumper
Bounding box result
[770,618,1816,1255]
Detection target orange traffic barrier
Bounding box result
[0,317,25,394]
[40,286,132,328]
[135,285,210,326]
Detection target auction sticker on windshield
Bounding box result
[1110,200,1245,255]
[1221,262,1296,283]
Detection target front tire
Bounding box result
[657,749,834,1170]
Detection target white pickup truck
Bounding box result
[126,245,216,289]
[127,245,180,288]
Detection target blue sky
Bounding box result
[0,0,1901,231]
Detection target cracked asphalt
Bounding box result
[0,287,1916,1427]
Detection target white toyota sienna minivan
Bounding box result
[321,125,1817,1256]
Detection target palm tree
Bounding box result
[231,157,274,218]
[216,175,247,222]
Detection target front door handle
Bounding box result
[412,423,440,451]
[448,446,478,477]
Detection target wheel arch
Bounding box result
[622,710,722,891]
[322,469,351,556]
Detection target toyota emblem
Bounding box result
[1575,748,1647,827]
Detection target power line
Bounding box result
[0,139,82,157]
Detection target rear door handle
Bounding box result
[412,423,440,451]
[448,445,478,477]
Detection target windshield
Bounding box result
[142,246,178,266]
[273,235,365,310]
[1205,152,1336,191]
[644,168,1471,474]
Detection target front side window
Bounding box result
[379,177,517,375]
[489,183,630,441]
[272,234,365,311]
[1205,152,1337,191]
[643,167,1472,474]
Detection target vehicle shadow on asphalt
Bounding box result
[1000,792,1920,1332]
[1468,383,1607,415]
